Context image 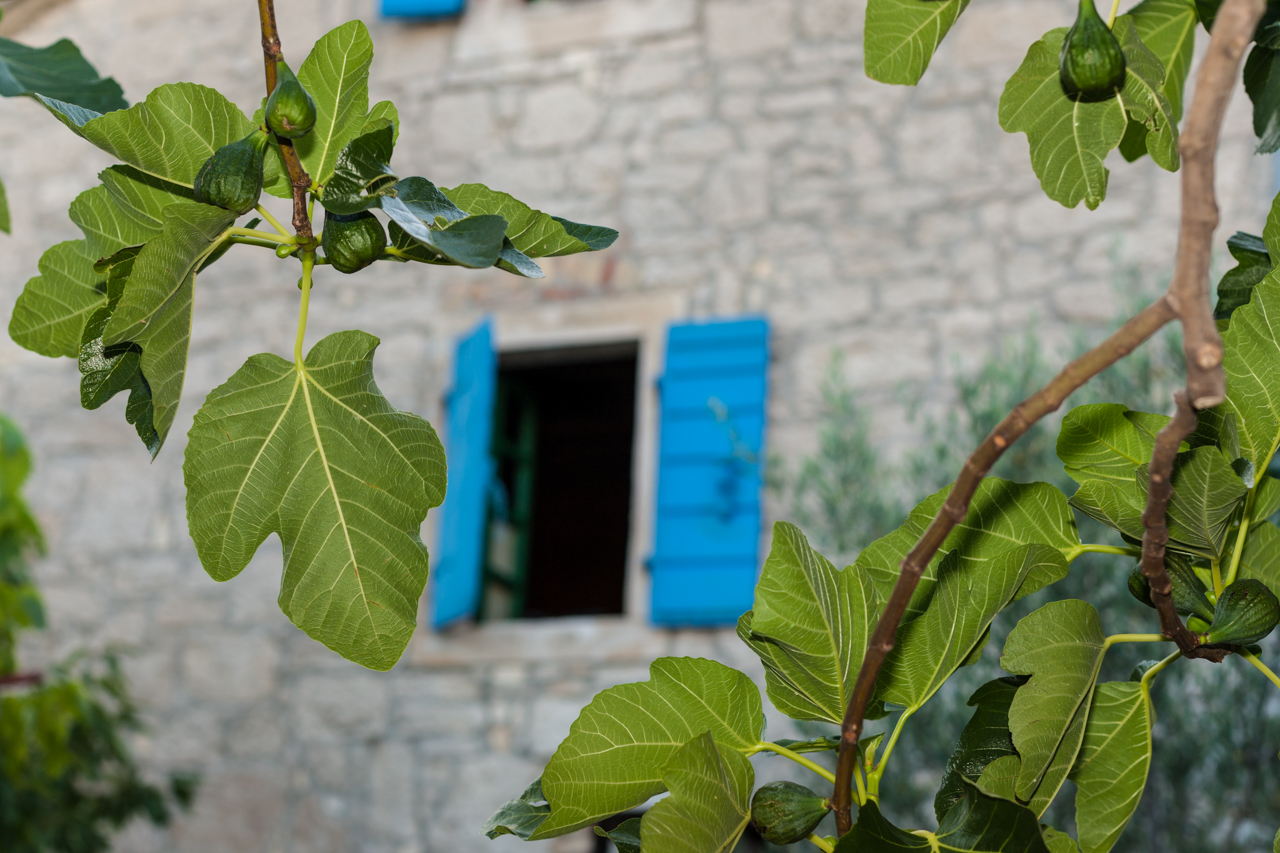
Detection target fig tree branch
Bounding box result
[0,671,43,688]
[830,0,1265,833]
[256,0,313,244]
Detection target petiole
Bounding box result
[807,833,834,853]
[751,742,836,784]
[1239,648,1280,692]
[254,203,291,237]
[226,226,295,245]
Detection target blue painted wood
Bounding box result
[432,320,496,628]
[651,317,769,626]
[382,0,465,18]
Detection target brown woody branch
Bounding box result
[0,671,43,689]
[256,0,313,244]
[831,0,1265,834]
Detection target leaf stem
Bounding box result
[869,708,913,794]
[228,235,291,250]
[295,251,314,366]
[226,226,294,245]
[254,203,291,237]
[1239,648,1280,692]
[1211,556,1224,597]
[1065,543,1144,561]
[1139,649,1182,690]
[807,834,835,853]
[752,742,836,784]
[1104,633,1171,649]
[1225,488,1256,587]
[852,759,867,807]
[1106,0,1122,27]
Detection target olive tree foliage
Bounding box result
[3,1,617,672]
[1,415,196,853]
[480,0,1280,851]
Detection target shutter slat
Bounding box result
[651,317,769,626]
[432,320,496,628]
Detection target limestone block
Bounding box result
[516,84,603,151]
[428,90,498,157]
[705,0,795,59]
[704,151,770,225]
[295,675,391,742]
[367,741,418,844]
[171,767,288,853]
[183,632,279,704]
[530,694,589,756]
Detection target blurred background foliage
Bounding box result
[0,414,197,853]
[768,269,1280,852]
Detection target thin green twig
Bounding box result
[752,742,836,784]
[254,203,290,237]
[1225,488,1257,587]
[294,252,314,365]
[1064,543,1143,562]
[1239,649,1280,692]
[807,833,834,853]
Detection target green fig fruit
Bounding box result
[749,781,830,845]
[1204,579,1280,645]
[322,210,387,274]
[1059,0,1126,101]
[194,129,270,215]
[1127,555,1216,623]
[266,60,316,139]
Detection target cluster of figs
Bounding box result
[1129,559,1280,647]
[193,60,386,274]
[1059,0,1127,101]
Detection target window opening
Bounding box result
[479,342,638,620]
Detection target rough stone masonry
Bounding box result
[0,0,1270,850]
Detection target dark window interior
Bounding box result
[479,342,638,620]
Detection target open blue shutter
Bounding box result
[432,320,496,628]
[382,0,466,18]
[652,317,769,625]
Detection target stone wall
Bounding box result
[0,0,1271,850]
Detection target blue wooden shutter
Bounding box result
[432,320,496,628]
[652,317,769,625]
[382,0,466,18]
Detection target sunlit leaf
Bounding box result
[1069,682,1152,853]
[639,732,753,853]
[8,239,104,358]
[184,330,446,670]
[1136,446,1248,559]
[863,0,969,85]
[1058,404,1165,486]
[738,521,879,724]
[1001,599,1105,801]
[531,657,763,839]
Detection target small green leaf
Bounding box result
[1215,232,1271,320]
[184,330,446,670]
[1114,17,1180,171]
[879,545,1060,712]
[1244,44,1280,154]
[1240,521,1280,596]
[862,0,970,85]
[104,204,236,451]
[388,176,465,222]
[9,239,104,358]
[1057,404,1165,486]
[837,785,1054,852]
[739,521,880,724]
[1137,446,1248,559]
[1045,826,1082,853]
[1069,682,1152,853]
[1221,276,1280,475]
[531,657,763,839]
[972,697,1089,819]
[322,126,397,215]
[0,34,126,113]
[639,732,753,853]
[442,183,619,258]
[1127,0,1198,122]
[1069,479,1146,541]
[40,83,255,190]
[935,676,1027,822]
[857,479,1079,622]
[1001,599,1106,801]
[483,778,549,840]
[385,210,508,269]
[594,818,642,853]
[261,22,379,194]
[78,247,142,411]
[1256,476,1280,520]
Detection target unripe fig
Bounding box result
[1059,0,1126,101]
[194,129,270,215]
[749,781,830,845]
[1127,557,1215,623]
[1204,579,1280,646]
[322,210,386,274]
[266,60,316,139]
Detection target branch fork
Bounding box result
[831,0,1265,833]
